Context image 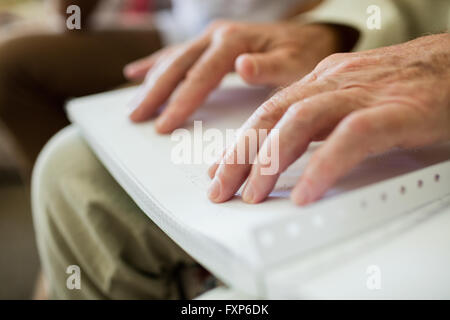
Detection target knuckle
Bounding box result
[255,99,285,124]
[302,70,320,84]
[213,23,241,42]
[328,52,347,62]
[286,100,316,125]
[340,112,372,136]
[315,52,346,71]
[252,85,300,125]
[207,19,228,31]
[335,56,371,73]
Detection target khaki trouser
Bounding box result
[32,126,198,299]
[0,29,161,168]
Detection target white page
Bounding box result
[67,74,450,295]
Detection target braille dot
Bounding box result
[418,180,423,188]
[400,186,406,194]
[312,215,324,227]
[435,174,440,182]
[259,232,275,248]
[286,223,301,238]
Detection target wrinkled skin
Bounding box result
[208,33,450,206]
[124,21,343,132]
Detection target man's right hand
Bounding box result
[208,33,450,206]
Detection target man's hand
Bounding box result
[208,33,450,206]
[124,21,344,133]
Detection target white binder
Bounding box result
[66,75,450,299]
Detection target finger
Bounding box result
[124,45,183,80]
[242,90,364,204]
[208,75,337,203]
[124,54,161,80]
[208,149,226,179]
[155,37,248,133]
[235,49,305,86]
[291,103,419,205]
[207,73,328,179]
[128,39,208,122]
[208,163,220,179]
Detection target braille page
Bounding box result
[67,74,450,295]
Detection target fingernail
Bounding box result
[292,182,309,206]
[127,86,146,117]
[207,165,217,179]
[208,177,222,201]
[123,64,135,77]
[155,113,169,131]
[127,102,139,118]
[242,182,255,203]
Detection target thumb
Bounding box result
[235,50,301,86]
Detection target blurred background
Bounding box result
[0,0,44,300]
[0,0,167,299]
[0,0,317,299]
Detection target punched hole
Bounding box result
[400,186,406,194]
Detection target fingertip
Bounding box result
[123,64,138,79]
[290,183,310,206]
[155,124,171,134]
[207,176,222,202]
[129,113,140,123]
[155,115,174,134]
[128,102,151,123]
[208,164,218,179]
[128,107,142,122]
[235,54,257,83]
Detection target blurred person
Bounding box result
[1,0,320,300]
[31,0,450,300]
[0,0,161,170]
[1,0,313,169]
[0,0,309,299]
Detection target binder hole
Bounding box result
[400,186,406,194]
[418,180,423,188]
[435,174,440,182]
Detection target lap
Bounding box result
[32,126,197,299]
